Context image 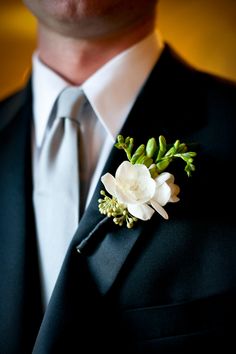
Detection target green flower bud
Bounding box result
[117,135,124,144]
[159,135,166,152]
[135,155,153,167]
[146,137,158,158]
[143,156,153,168]
[130,144,145,163]
[115,135,125,149]
[174,139,180,150]
[156,158,170,172]
[165,146,176,157]
[156,135,167,161]
[182,152,197,158]
[149,164,159,179]
[126,137,134,159]
[177,143,188,153]
[125,136,131,145]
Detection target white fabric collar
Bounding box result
[32,55,69,147]
[32,30,164,148]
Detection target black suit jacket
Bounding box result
[0,44,236,353]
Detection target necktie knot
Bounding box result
[56,86,85,122]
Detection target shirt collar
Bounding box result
[32,30,163,148]
[82,30,163,142]
[32,53,69,147]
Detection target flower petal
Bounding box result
[170,195,180,203]
[128,203,155,221]
[155,172,174,187]
[114,161,156,204]
[154,183,171,206]
[101,173,117,197]
[115,161,134,180]
[169,184,180,202]
[150,200,169,220]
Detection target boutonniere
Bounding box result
[98,135,197,228]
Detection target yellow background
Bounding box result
[0,0,236,100]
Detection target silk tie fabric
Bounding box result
[33,86,85,306]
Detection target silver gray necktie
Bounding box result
[33,86,85,305]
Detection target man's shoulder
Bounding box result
[0,86,27,109]
[0,84,31,131]
[148,43,236,119]
[165,43,236,92]
[143,43,236,124]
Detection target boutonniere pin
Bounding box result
[98,135,197,228]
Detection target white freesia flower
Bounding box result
[150,172,180,219]
[98,134,196,228]
[101,161,156,220]
[101,161,180,222]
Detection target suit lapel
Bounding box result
[0,85,43,353]
[72,127,153,295]
[70,43,205,295]
[67,43,196,295]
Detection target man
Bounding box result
[0,0,235,353]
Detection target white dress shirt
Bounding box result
[32,30,164,306]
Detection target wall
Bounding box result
[0,0,236,99]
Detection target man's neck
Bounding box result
[37,20,156,85]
